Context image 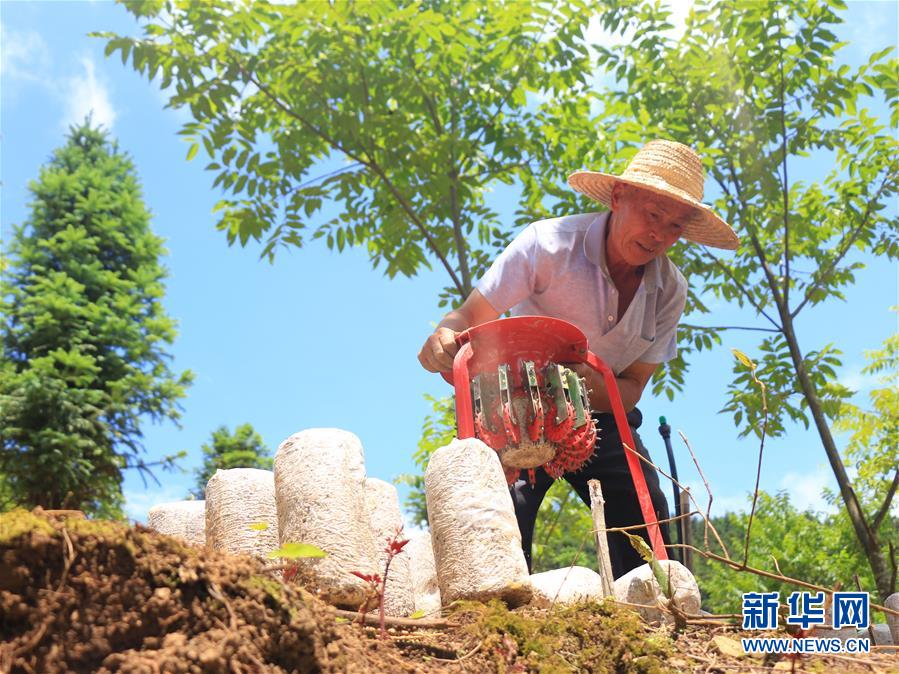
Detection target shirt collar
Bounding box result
[583,210,662,292]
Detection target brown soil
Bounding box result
[1,509,895,674]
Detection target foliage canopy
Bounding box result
[101,0,601,308]
[0,123,192,517]
[192,422,273,497]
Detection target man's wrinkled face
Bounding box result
[608,183,694,267]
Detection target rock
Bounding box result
[815,623,893,645]
[612,560,701,624]
[407,531,441,616]
[870,623,894,646]
[528,567,605,607]
[886,593,899,645]
[425,438,531,607]
[712,635,746,659]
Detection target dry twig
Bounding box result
[622,441,730,557]
[678,431,728,558]
[333,609,448,629]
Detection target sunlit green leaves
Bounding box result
[102,0,598,303]
[268,542,329,560]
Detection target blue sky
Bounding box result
[2,1,896,526]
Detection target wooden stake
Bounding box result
[588,479,615,597]
[679,488,693,572]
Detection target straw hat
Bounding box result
[567,140,738,250]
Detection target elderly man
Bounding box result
[418,140,738,578]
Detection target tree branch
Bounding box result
[243,66,466,297]
[872,469,899,533]
[406,54,443,134]
[448,95,472,296]
[671,543,899,617]
[700,248,782,330]
[288,163,363,193]
[778,35,791,307]
[681,323,780,334]
[724,156,790,319]
[790,169,895,319]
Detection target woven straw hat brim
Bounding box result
[567,170,739,250]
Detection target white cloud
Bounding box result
[1,25,117,129]
[684,465,837,518]
[778,466,837,515]
[837,363,880,393]
[62,57,117,130]
[124,484,191,524]
[0,22,51,83]
[844,2,895,57]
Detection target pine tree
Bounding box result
[0,122,193,517]
[192,423,272,498]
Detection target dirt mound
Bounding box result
[0,509,417,673]
[0,509,679,673]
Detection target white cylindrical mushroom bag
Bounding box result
[274,428,378,608]
[424,438,531,606]
[147,500,206,547]
[407,531,441,616]
[205,468,278,558]
[364,478,415,617]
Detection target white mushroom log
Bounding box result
[407,531,442,616]
[424,438,531,606]
[364,478,415,617]
[146,500,206,547]
[205,469,278,558]
[274,428,378,608]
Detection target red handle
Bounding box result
[583,350,668,561]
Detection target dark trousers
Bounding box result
[510,407,671,579]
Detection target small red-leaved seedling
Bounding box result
[350,526,410,638]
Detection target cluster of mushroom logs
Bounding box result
[148,428,701,622]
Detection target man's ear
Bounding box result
[610,182,623,209]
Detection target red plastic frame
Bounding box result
[443,316,668,561]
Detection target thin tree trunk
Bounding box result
[777,309,893,601]
[449,97,472,298]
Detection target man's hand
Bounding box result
[418,290,501,374]
[418,327,460,373]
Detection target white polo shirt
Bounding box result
[476,211,688,375]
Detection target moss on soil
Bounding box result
[454,598,672,673]
[0,508,56,543]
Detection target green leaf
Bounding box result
[186,143,199,161]
[248,522,269,531]
[731,348,755,370]
[409,609,426,619]
[624,531,671,599]
[267,542,328,560]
